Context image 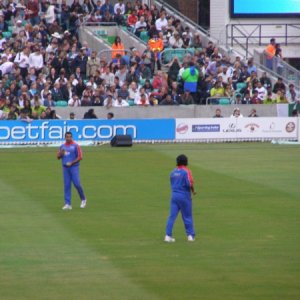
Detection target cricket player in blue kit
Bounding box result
[57,132,87,210]
[164,154,196,242]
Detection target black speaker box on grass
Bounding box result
[110,135,133,147]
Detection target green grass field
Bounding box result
[0,143,299,300]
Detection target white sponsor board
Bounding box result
[176,118,298,140]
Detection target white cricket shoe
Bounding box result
[164,235,175,242]
[187,235,195,242]
[80,199,87,208]
[62,204,72,210]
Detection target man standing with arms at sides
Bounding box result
[164,155,196,242]
[57,132,87,210]
[265,38,276,70]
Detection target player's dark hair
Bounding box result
[176,154,188,166]
[65,131,72,137]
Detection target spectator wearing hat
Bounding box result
[49,21,62,36]
[13,19,24,35]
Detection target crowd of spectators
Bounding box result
[0,0,299,121]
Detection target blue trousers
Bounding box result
[166,193,195,237]
[63,165,86,205]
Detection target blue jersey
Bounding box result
[58,141,82,167]
[170,166,194,196]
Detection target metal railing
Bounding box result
[226,23,300,59]
[253,50,300,90]
[98,49,132,63]
[155,0,246,60]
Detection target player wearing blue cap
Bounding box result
[57,132,87,210]
[164,154,196,242]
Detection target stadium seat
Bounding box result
[139,78,146,86]
[55,101,68,107]
[2,32,12,39]
[127,99,135,106]
[140,31,149,43]
[218,98,231,105]
[236,82,247,92]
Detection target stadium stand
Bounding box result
[0,0,298,121]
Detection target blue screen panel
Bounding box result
[230,0,300,18]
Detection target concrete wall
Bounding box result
[54,105,278,119]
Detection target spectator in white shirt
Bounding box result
[135,93,150,106]
[13,20,24,35]
[29,47,44,74]
[155,12,168,32]
[14,47,30,78]
[0,55,14,76]
[103,94,114,108]
[217,66,230,85]
[113,95,129,107]
[101,67,115,87]
[128,81,139,99]
[43,1,56,25]
[255,81,267,101]
[134,16,147,37]
[68,94,81,107]
[114,0,125,15]
[169,32,184,49]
